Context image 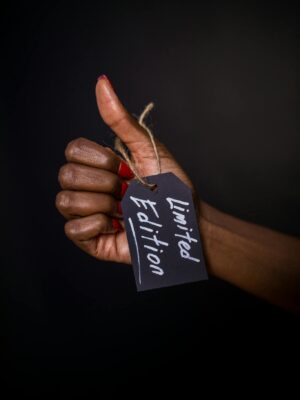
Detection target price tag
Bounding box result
[122,173,208,291]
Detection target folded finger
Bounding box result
[64,213,123,242]
[56,190,122,219]
[65,137,134,179]
[58,162,128,197]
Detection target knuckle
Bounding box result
[65,137,86,160]
[58,164,76,188]
[101,152,113,169]
[64,221,77,238]
[55,191,71,212]
[96,214,106,231]
[109,112,128,131]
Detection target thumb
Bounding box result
[95,75,148,150]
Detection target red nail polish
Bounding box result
[97,74,113,88]
[120,182,128,198]
[118,161,134,179]
[112,218,123,232]
[97,74,107,81]
[117,201,122,215]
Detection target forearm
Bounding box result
[198,201,300,314]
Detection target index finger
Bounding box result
[65,137,134,179]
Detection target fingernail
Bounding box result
[120,182,128,198]
[97,74,107,81]
[97,74,113,88]
[118,161,134,179]
[112,218,123,232]
[117,201,123,215]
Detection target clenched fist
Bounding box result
[56,75,196,264]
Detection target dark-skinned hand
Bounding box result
[56,75,195,264]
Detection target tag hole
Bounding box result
[150,184,158,192]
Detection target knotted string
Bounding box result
[114,102,161,190]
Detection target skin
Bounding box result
[56,76,300,315]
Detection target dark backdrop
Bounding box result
[1,1,300,395]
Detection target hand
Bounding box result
[56,75,196,264]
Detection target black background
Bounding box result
[1,0,300,395]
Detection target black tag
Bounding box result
[121,173,208,291]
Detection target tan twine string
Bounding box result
[114,102,161,190]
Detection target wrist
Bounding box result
[196,199,231,279]
[197,201,214,276]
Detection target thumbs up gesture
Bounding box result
[56,75,195,263]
